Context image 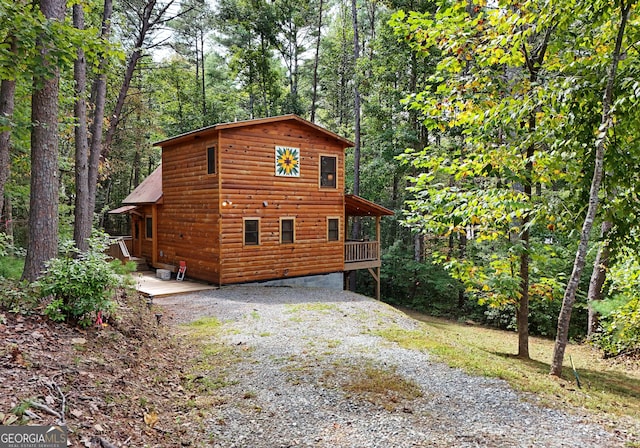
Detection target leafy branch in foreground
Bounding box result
[39,231,129,327]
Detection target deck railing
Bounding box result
[344,241,379,264]
[107,236,133,262]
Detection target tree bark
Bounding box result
[309,0,323,123]
[514,24,554,359]
[349,0,362,292]
[22,0,66,281]
[0,37,16,225]
[517,209,531,359]
[200,28,206,123]
[3,195,13,251]
[587,220,612,336]
[550,0,631,377]
[73,3,91,253]
[350,0,361,198]
[87,0,113,233]
[457,232,467,309]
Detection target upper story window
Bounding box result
[281,218,295,244]
[327,218,339,241]
[207,146,217,174]
[244,218,260,246]
[320,155,337,188]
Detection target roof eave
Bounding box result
[153,114,354,148]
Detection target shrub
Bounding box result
[592,250,640,357]
[594,296,640,357]
[40,232,124,327]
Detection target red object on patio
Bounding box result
[177,261,187,281]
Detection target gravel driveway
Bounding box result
[154,286,625,448]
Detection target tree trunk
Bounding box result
[310,0,323,122]
[73,3,91,253]
[103,47,143,156]
[350,0,361,198]
[0,38,16,224]
[260,33,270,116]
[200,28,206,123]
[550,1,631,377]
[512,24,554,359]
[87,0,113,229]
[348,0,362,292]
[103,0,165,156]
[22,0,66,282]
[587,220,612,336]
[517,215,531,359]
[457,232,467,309]
[3,195,13,252]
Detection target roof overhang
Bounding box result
[122,165,163,205]
[154,114,354,148]
[345,194,394,217]
[108,205,138,215]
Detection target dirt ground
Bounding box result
[0,291,205,447]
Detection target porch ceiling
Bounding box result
[345,194,394,217]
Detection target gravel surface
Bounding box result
[155,286,625,448]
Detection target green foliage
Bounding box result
[0,232,11,257]
[0,279,39,315]
[39,232,123,327]
[380,239,463,315]
[594,297,640,358]
[592,250,640,356]
[0,233,26,279]
[0,256,24,280]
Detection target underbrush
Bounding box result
[0,255,24,280]
[0,289,208,447]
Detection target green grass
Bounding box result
[375,310,640,433]
[179,317,244,395]
[184,316,223,338]
[0,256,24,280]
[285,302,339,314]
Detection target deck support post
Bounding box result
[367,267,381,300]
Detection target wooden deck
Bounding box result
[344,241,381,270]
[133,271,217,298]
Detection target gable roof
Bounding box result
[122,165,163,205]
[154,114,354,148]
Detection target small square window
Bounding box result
[207,147,216,174]
[244,219,260,245]
[328,218,339,241]
[281,218,295,244]
[320,156,337,188]
[145,216,153,239]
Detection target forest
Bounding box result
[1,0,639,376]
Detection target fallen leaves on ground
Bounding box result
[0,291,213,447]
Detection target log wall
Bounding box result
[156,119,347,285]
[218,121,345,284]
[158,137,221,283]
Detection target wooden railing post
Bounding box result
[344,241,380,263]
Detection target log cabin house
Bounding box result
[109,114,393,298]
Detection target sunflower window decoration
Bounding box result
[275,146,300,177]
